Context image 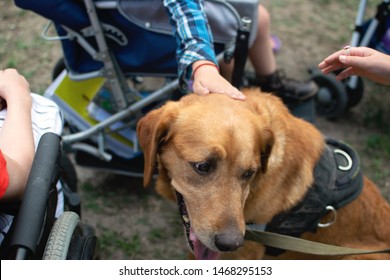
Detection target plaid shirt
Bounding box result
[163,0,218,91]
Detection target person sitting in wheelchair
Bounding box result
[0,68,64,246]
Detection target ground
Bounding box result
[1,0,389,260]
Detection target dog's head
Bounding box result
[137,89,279,259]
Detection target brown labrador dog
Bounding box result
[136,88,390,260]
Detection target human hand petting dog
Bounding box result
[191,60,246,100]
[318,46,390,86]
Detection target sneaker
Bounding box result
[247,70,318,101]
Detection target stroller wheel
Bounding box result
[309,68,348,119]
[344,76,364,109]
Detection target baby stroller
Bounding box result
[14,0,259,177]
[0,95,99,260]
[310,0,390,119]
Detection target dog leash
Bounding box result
[245,226,390,256]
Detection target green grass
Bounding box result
[361,82,390,133]
[366,134,390,157]
[148,228,165,242]
[98,227,142,259]
[80,182,103,212]
[362,134,390,186]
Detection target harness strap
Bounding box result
[245,227,390,257]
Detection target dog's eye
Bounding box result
[242,170,255,180]
[191,161,211,175]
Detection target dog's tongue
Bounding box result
[190,229,220,260]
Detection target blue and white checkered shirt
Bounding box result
[163,0,218,91]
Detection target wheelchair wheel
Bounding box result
[43,212,99,260]
[309,69,348,119]
[43,212,80,260]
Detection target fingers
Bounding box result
[334,67,355,81]
[228,90,246,100]
[319,59,355,81]
[338,54,366,70]
[319,63,344,75]
[0,69,31,107]
[220,85,246,100]
[319,54,357,81]
[193,82,246,100]
[193,83,210,96]
[318,50,346,72]
[192,72,246,100]
[319,46,370,72]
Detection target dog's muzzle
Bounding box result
[175,191,245,259]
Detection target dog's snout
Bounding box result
[214,231,244,252]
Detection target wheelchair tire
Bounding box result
[43,212,80,260]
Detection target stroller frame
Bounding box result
[348,0,390,88]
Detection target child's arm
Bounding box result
[0,69,34,201]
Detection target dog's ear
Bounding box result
[136,102,178,187]
[260,128,274,173]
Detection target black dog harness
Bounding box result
[264,138,364,256]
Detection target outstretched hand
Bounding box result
[318,46,390,85]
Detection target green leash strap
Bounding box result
[245,227,390,256]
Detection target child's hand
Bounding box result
[0,69,31,109]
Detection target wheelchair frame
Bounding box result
[1,133,99,260]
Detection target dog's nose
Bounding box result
[214,232,244,252]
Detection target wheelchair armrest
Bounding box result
[9,132,61,259]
